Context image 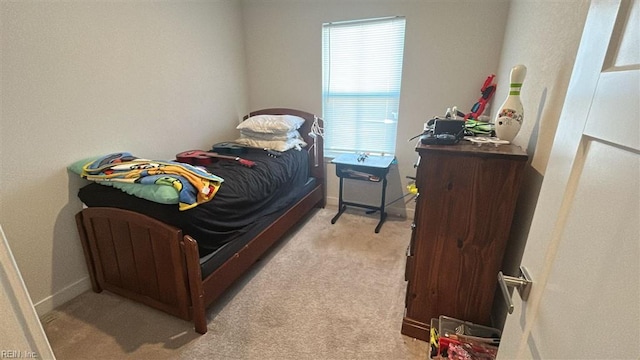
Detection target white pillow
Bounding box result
[234,136,307,152]
[237,114,305,134]
[240,129,301,141]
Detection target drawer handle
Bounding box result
[498,266,533,314]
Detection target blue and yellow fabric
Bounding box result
[81,152,224,211]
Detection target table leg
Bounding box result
[374,212,387,233]
[374,177,388,233]
[331,177,345,224]
[331,205,347,224]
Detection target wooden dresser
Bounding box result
[401,142,528,341]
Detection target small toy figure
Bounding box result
[464,74,497,121]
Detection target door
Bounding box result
[498,0,639,358]
[1,226,56,359]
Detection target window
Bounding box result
[322,16,406,156]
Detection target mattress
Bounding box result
[78,148,312,256]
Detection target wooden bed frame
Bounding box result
[74,108,325,334]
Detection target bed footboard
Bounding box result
[75,184,322,335]
[75,207,196,322]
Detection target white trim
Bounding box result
[0,225,56,359]
[33,277,92,316]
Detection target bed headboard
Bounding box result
[244,108,324,182]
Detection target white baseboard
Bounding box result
[34,276,92,316]
[1,226,56,358]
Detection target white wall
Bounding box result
[0,1,249,314]
[241,0,511,217]
[491,0,590,328]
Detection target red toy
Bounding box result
[464,74,497,121]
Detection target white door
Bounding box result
[498,0,639,359]
[0,226,56,359]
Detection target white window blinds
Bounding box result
[322,16,406,156]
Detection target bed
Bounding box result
[74,108,325,334]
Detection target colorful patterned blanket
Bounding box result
[81,152,224,211]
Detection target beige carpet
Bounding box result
[43,207,429,359]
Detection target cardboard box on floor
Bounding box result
[429,315,501,360]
